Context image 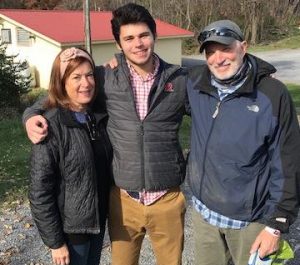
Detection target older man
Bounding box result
[187,20,300,265]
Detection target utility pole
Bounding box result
[149,0,153,14]
[83,0,92,55]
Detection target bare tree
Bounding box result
[23,0,61,9]
[58,0,82,10]
[0,0,25,8]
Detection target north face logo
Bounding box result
[247,105,259,113]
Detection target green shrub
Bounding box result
[0,43,31,110]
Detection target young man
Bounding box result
[23,3,187,265]
[186,20,300,265]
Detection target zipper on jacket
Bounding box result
[200,99,221,195]
[120,64,142,121]
[212,101,221,118]
[200,94,237,198]
[82,126,101,229]
[140,123,145,187]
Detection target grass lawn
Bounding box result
[287,83,300,109]
[0,84,299,208]
[248,34,300,52]
[0,116,31,209]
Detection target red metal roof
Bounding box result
[0,9,194,44]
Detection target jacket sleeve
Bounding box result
[22,96,47,125]
[266,86,300,233]
[29,125,65,249]
[93,65,107,112]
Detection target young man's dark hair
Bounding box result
[111,3,157,45]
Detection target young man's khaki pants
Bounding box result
[108,186,186,265]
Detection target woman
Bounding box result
[29,47,112,265]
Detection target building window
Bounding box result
[17,28,33,46]
[1,29,12,44]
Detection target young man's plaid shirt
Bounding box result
[122,55,167,206]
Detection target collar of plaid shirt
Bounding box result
[127,54,160,81]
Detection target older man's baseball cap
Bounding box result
[198,20,244,53]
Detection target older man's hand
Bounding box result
[250,227,280,258]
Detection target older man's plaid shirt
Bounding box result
[122,55,168,206]
[192,196,249,229]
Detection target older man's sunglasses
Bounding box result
[198,28,243,43]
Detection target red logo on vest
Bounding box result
[164,82,174,92]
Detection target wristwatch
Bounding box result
[265,226,281,237]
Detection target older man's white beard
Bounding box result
[211,59,250,86]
